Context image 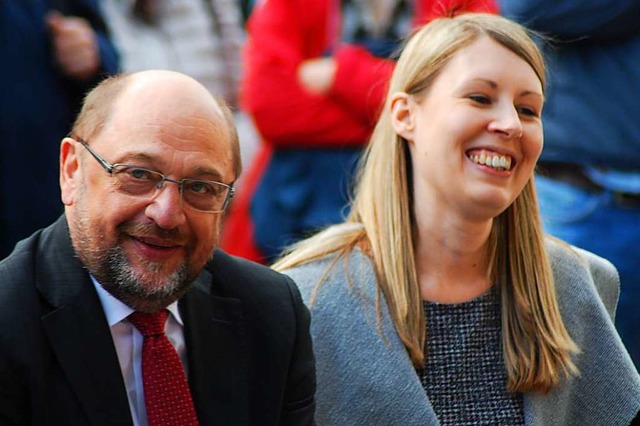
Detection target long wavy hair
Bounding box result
[274,13,578,393]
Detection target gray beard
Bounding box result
[70,182,214,312]
[94,243,196,313]
[73,216,200,313]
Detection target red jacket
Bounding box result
[242,0,497,148]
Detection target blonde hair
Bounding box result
[274,13,577,393]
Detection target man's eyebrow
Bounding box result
[189,166,225,182]
[113,154,225,181]
[112,152,156,164]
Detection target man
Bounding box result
[0,0,119,258]
[0,71,316,425]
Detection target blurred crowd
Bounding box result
[1,0,639,372]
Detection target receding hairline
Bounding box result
[71,72,243,179]
[71,72,133,141]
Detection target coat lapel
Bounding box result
[181,269,249,426]
[37,217,133,425]
[521,242,640,425]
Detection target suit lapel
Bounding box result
[37,217,133,426]
[181,269,249,426]
[41,290,134,425]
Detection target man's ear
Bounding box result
[390,92,415,143]
[60,137,80,206]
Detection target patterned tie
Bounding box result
[128,310,199,426]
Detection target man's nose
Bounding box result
[144,181,187,230]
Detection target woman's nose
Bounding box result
[487,103,523,140]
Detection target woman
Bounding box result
[275,13,640,425]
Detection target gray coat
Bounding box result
[284,239,640,425]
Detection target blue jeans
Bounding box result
[536,174,640,367]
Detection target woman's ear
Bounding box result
[390,92,415,143]
[60,137,81,206]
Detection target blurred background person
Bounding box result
[499,0,640,369]
[99,0,259,190]
[101,0,242,106]
[222,0,498,263]
[0,1,118,259]
[276,13,640,425]
[237,0,256,24]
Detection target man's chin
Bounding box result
[130,264,191,295]
[106,276,192,313]
[99,253,196,312]
[130,261,178,278]
[128,248,184,272]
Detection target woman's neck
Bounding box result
[414,214,494,303]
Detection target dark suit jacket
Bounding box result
[0,216,316,425]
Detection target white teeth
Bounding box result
[469,151,512,171]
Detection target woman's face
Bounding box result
[394,36,544,222]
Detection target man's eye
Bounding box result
[186,181,214,195]
[129,168,154,180]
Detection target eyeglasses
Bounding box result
[71,137,235,213]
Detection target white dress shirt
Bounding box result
[91,277,187,426]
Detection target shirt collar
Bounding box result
[90,274,183,327]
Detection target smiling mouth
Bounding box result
[132,235,182,250]
[468,150,513,171]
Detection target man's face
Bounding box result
[61,79,235,312]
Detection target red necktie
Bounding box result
[128,310,199,426]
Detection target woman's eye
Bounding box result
[517,106,539,117]
[469,94,491,105]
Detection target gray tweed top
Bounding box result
[284,238,640,425]
[418,286,524,425]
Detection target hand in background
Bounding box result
[297,58,337,95]
[46,11,99,80]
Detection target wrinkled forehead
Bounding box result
[114,105,228,141]
[103,77,229,143]
[93,89,233,178]
[87,73,235,176]
[117,75,223,122]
